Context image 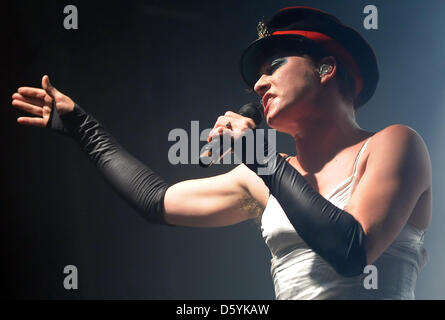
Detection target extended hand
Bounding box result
[12,75,75,127]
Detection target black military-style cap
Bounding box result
[240,6,379,108]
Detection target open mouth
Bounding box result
[263,96,274,116]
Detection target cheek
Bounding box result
[279,68,318,105]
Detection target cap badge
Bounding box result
[257,19,271,39]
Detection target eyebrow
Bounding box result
[259,56,288,75]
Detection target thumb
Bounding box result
[42,75,59,98]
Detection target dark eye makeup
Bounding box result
[262,57,288,75]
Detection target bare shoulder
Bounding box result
[371,124,426,143]
[367,124,432,190]
[370,124,430,158]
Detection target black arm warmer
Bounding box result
[48,104,171,226]
[245,133,367,277]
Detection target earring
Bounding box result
[318,64,333,76]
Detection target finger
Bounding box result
[17,87,47,99]
[12,99,44,116]
[208,127,232,142]
[208,127,221,142]
[215,115,232,128]
[42,75,59,97]
[223,111,256,128]
[240,117,256,129]
[224,110,243,118]
[12,93,46,107]
[208,122,225,142]
[17,116,45,127]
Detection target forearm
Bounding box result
[51,104,171,225]
[245,135,366,277]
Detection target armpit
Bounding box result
[240,195,265,220]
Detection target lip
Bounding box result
[262,93,274,116]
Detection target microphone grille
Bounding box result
[238,103,264,126]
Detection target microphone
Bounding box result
[199,103,264,167]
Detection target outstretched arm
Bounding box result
[11,76,269,227]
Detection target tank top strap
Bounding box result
[351,137,373,177]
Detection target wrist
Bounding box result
[47,103,86,136]
[58,101,75,116]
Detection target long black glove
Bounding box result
[48,104,171,226]
[245,133,367,277]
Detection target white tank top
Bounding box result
[261,137,429,299]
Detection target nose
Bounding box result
[253,74,271,97]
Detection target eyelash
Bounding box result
[266,59,285,75]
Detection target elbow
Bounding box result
[331,250,368,278]
[333,218,368,277]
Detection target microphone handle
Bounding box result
[198,134,234,168]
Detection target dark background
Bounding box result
[3,0,445,299]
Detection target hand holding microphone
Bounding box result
[199,103,264,167]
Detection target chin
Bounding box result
[265,107,284,127]
[265,112,295,135]
[265,113,276,127]
[265,115,284,132]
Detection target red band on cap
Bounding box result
[273,30,363,96]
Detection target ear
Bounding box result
[317,56,337,84]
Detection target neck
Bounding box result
[291,102,370,174]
